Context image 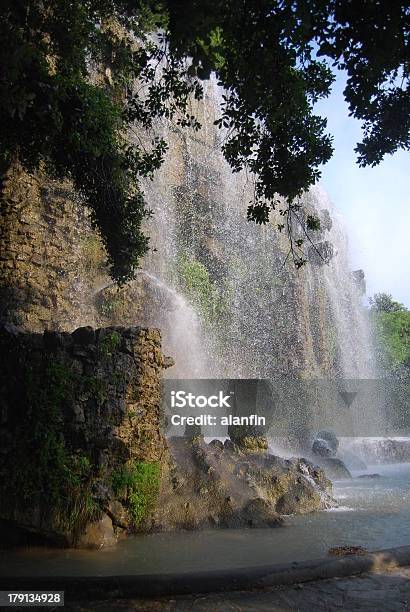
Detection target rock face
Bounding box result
[0,323,170,548]
[0,164,103,332]
[311,431,352,479]
[312,430,340,457]
[154,437,335,530]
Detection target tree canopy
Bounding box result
[369,293,407,314]
[370,293,410,377]
[1,1,409,282]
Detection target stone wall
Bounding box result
[0,323,171,548]
[0,164,111,332]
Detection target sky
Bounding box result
[315,73,410,308]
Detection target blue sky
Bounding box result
[315,73,410,308]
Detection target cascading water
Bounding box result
[141,77,376,376]
[138,271,207,378]
[136,74,385,441]
[309,185,376,380]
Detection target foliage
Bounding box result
[99,330,122,356]
[111,460,160,528]
[5,360,99,536]
[372,308,410,369]
[167,0,409,264]
[369,292,407,313]
[0,1,202,283]
[1,1,408,278]
[176,255,229,325]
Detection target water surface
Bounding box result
[1,463,409,577]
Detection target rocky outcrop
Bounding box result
[0,323,338,548]
[154,436,335,530]
[0,323,171,548]
[352,269,366,295]
[312,430,339,457]
[311,431,352,479]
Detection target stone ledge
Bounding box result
[1,545,410,601]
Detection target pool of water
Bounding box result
[2,463,410,577]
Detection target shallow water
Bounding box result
[1,463,410,577]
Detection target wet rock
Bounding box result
[157,437,335,530]
[275,476,325,515]
[319,209,333,231]
[312,438,333,457]
[352,269,366,294]
[328,545,368,557]
[319,457,352,480]
[223,439,237,452]
[308,240,335,265]
[184,423,203,439]
[312,431,339,457]
[209,439,224,451]
[163,355,175,369]
[77,514,117,549]
[242,498,282,528]
[233,435,269,454]
[106,501,128,529]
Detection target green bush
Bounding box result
[111,461,160,528]
[373,310,410,368]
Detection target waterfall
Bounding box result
[135,75,384,437]
[309,185,376,380]
[138,271,208,378]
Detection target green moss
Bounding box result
[176,255,229,326]
[99,330,122,356]
[111,461,160,528]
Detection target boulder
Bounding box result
[319,457,352,480]
[209,439,224,451]
[312,430,339,457]
[241,498,282,528]
[156,436,335,530]
[312,438,333,457]
[77,514,117,549]
[317,430,339,454]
